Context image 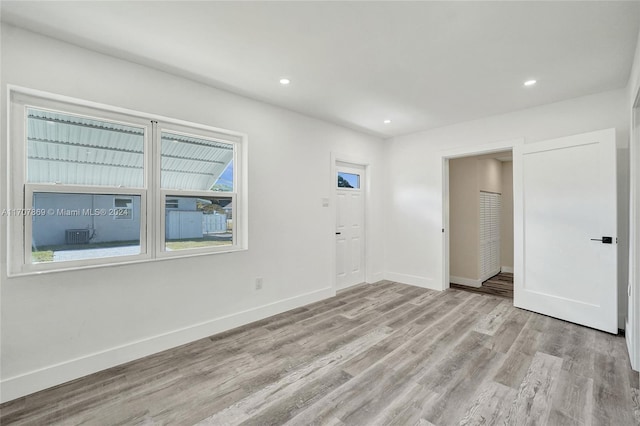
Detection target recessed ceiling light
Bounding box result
[383,119,391,124]
[279,78,291,85]
[524,80,537,87]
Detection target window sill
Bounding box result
[7,246,248,278]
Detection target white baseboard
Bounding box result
[501,266,514,273]
[625,318,639,372]
[450,276,482,288]
[368,271,384,284]
[0,287,335,404]
[620,312,627,331]
[384,272,439,290]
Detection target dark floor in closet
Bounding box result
[451,272,514,299]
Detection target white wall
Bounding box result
[630,29,640,105]
[501,161,514,271]
[449,156,482,282]
[0,25,386,402]
[385,88,629,328]
[626,28,640,370]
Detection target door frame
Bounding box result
[330,152,372,292]
[441,138,524,292]
[628,89,640,370]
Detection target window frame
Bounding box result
[24,185,149,272]
[158,191,236,257]
[8,87,247,276]
[156,122,242,258]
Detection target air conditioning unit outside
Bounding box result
[65,229,91,244]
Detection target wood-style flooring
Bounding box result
[451,272,514,299]
[1,281,638,425]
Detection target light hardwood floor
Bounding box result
[1,281,639,425]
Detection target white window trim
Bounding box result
[7,86,248,276]
[155,122,243,259]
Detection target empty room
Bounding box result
[2,1,640,425]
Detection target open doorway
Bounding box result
[447,150,514,299]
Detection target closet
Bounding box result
[480,191,501,281]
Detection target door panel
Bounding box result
[336,238,346,280]
[516,129,617,333]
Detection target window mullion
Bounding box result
[150,120,159,259]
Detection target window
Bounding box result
[31,192,142,263]
[337,172,360,189]
[164,195,232,252]
[9,90,246,274]
[157,126,240,259]
[165,199,179,209]
[114,197,133,220]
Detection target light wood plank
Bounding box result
[507,351,564,425]
[196,327,391,425]
[473,299,512,335]
[458,381,518,426]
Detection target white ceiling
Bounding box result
[2,1,640,138]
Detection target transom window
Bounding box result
[9,89,246,275]
[337,171,360,189]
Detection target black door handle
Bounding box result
[591,236,613,244]
[335,232,341,235]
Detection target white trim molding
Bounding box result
[384,272,437,290]
[440,137,525,293]
[369,272,385,284]
[450,276,483,288]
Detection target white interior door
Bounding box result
[515,128,617,333]
[336,163,365,289]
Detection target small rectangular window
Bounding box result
[113,197,133,220]
[164,195,233,252]
[337,172,360,189]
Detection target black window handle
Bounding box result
[335,232,341,235]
